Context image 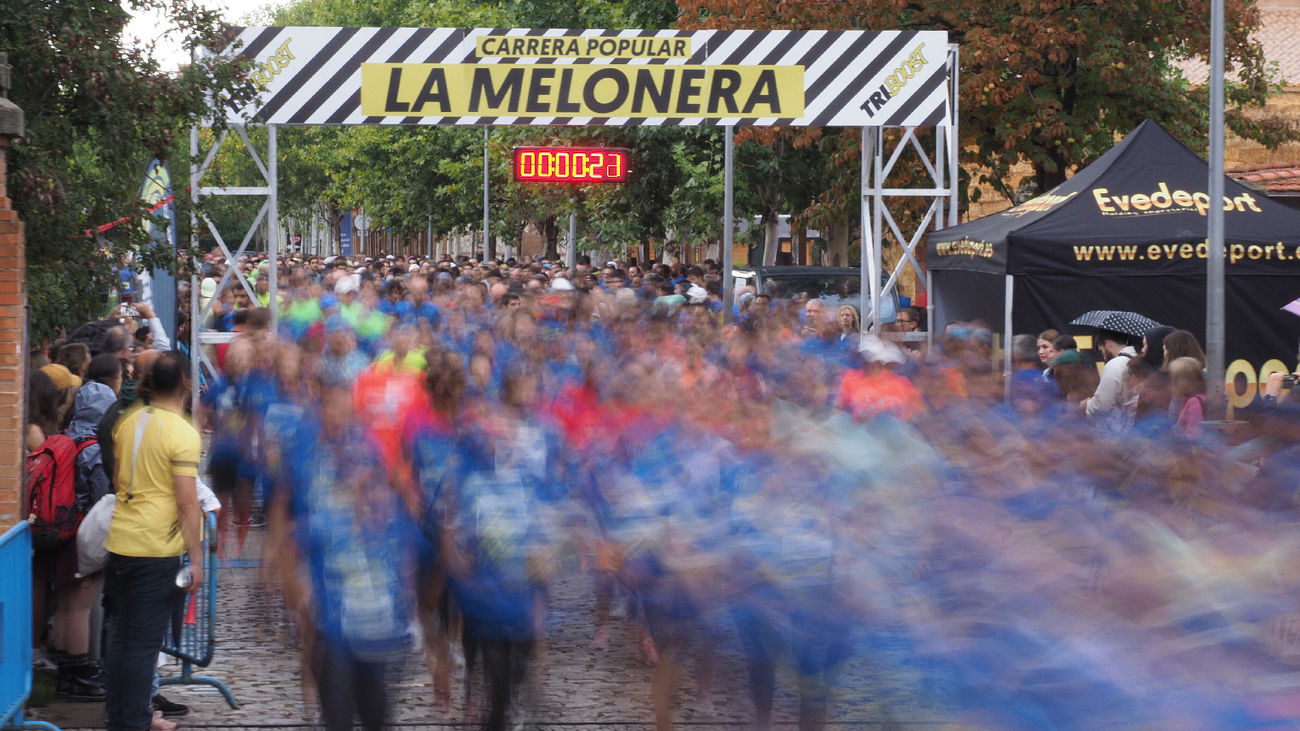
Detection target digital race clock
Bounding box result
[513,147,629,183]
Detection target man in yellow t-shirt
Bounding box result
[103,351,203,731]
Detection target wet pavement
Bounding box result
[29,527,959,730]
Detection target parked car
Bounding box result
[731,266,899,323]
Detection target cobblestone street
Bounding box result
[30,528,960,730]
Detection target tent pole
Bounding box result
[1207,0,1226,417]
[1004,274,1014,403]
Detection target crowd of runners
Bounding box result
[32,249,1300,730]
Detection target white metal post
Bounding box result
[189,121,200,413]
[483,126,490,258]
[872,130,884,333]
[268,125,279,334]
[947,45,960,228]
[1004,275,1014,402]
[1207,0,1226,415]
[723,125,735,322]
[861,127,881,333]
[567,204,578,271]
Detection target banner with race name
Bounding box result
[223,27,950,127]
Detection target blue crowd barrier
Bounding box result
[0,522,60,731]
[160,512,238,709]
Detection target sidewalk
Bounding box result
[27,527,955,730]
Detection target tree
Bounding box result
[3,0,257,339]
[678,0,1292,207]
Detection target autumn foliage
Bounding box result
[678,0,1288,211]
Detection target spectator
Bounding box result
[50,354,122,699]
[1162,329,1207,370]
[132,303,172,351]
[104,351,203,731]
[836,305,861,353]
[133,326,153,352]
[1009,334,1059,414]
[1081,329,1139,434]
[1036,329,1061,368]
[802,298,826,338]
[896,306,924,334]
[55,342,92,380]
[1129,325,1175,424]
[1169,356,1207,438]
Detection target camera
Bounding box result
[1283,375,1297,390]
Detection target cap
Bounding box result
[41,363,83,391]
[322,256,337,266]
[335,276,360,296]
[408,263,420,273]
[1049,349,1082,366]
[199,278,217,299]
[858,334,906,366]
[687,285,708,304]
[550,277,575,292]
[324,314,351,334]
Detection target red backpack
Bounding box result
[26,434,97,551]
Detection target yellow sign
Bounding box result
[476,35,690,59]
[1092,182,1263,217]
[251,39,296,90]
[360,63,804,119]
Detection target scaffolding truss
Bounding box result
[862,44,960,344]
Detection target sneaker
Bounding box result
[151,710,179,731]
[31,647,57,671]
[153,694,190,717]
[56,666,106,701]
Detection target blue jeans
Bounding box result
[105,553,182,731]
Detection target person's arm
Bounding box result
[82,445,113,507]
[135,303,172,350]
[174,473,203,593]
[26,423,45,453]
[1084,360,1122,417]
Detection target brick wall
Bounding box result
[0,135,25,531]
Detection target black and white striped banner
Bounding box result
[224,27,950,128]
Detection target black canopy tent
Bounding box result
[927,119,1300,405]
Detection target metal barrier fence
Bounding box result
[159,511,239,709]
[0,522,60,731]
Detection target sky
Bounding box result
[124,0,282,71]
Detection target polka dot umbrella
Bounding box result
[1069,310,1163,337]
